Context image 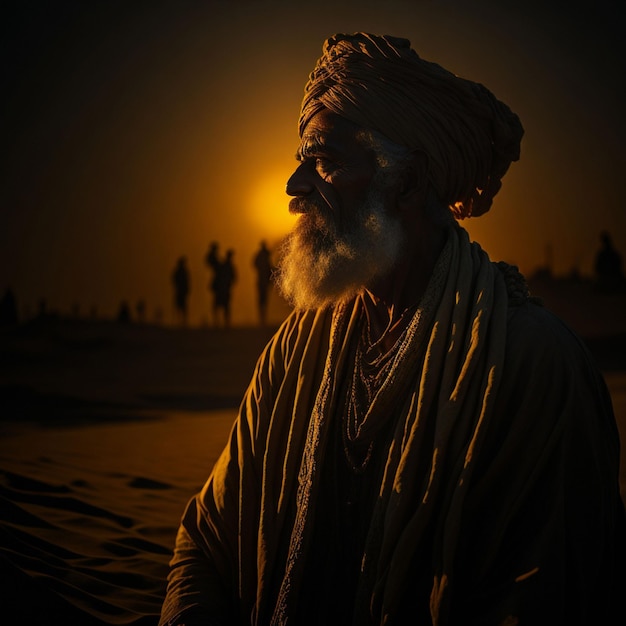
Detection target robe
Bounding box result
[160,226,626,626]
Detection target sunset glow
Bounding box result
[2,2,624,327]
[247,168,298,240]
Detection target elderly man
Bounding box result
[160,34,625,626]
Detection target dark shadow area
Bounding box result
[0,316,278,427]
[0,384,152,428]
[0,554,108,626]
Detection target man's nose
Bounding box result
[286,163,314,197]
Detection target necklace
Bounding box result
[341,306,416,474]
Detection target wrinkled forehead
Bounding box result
[297,109,369,159]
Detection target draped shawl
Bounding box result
[160,226,624,626]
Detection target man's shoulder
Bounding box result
[263,307,335,359]
[504,298,593,372]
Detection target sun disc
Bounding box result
[247,169,296,239]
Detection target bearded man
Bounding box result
[160,34,625,626]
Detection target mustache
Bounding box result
[288,196,329,216]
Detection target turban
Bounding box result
[299,33,524,218]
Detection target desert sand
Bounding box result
[1,282,625,624]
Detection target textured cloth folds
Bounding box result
[270,226,509,624]
[299,33,524,218]
[160,226,625,626]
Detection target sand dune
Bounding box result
[1,409,237,624]
[1,300,625,624]
[1,319,272,624]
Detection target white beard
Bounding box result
[276,181,405,311]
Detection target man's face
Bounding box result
[276,109,405,310]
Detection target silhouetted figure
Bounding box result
[594,231,626,293]
[205,242,221,326]
[172,256,191,326]
[205,242,220,271]
[253,241,273,326]
[0,287,18,326]
[213,249,237,327]
[117,300,131,323]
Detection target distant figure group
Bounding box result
[170,241,276,329]
[3,239,278,329]
[158,230,620,329]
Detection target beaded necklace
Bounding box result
[342,303,419,473]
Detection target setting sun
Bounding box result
[247,168,297,240]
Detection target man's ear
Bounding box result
[395,149,430,212]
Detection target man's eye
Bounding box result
[315,157,334,172]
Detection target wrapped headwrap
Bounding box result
[299,33,524,218]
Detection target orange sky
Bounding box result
[2,1,625,326]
